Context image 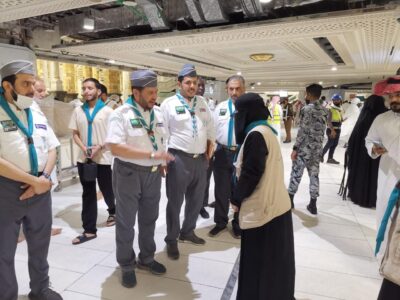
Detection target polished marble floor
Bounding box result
[16,141,382,300]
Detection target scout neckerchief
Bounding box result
[126,96,158,151]
[0,88,38,175]
[375,182,400,255]
[176,90,198,137]
[232,120,277,186]
[227,98,234,147]
[82,99,105,147]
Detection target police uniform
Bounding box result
[0,61,61,300]
[161,64,215,246]
[69,95,116,237]
[106,70,167,275]
[288,101,328,205]
[211,99,240,235]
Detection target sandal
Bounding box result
[106,214,116,227]
[72,233,97,245]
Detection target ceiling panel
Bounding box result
[53,6,400,90]
[0,0,114,22]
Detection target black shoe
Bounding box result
[199,207,210,219]
[306,198,318,215]
[28,289,63,300]
[138,260,166,275]
[208,225,227,237]
[327,158,340,164]
[208,201,216,208]
[166,242,180,260]
[179,232,206,245]
[121,270,137,288]
[289,193,295,209]
[231,224,241,239]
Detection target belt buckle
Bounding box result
[151,166,158,172]
[230,146,237,151]
[193,154,199,158]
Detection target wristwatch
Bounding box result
[150,152,155,159]
[42,172,52,182]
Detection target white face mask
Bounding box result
[14,94,34,110]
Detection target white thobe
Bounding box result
[341,102,360,142]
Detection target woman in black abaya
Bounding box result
[346,94,387,207]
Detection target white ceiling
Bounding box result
[54,5,400,91]
[0,0,113,22]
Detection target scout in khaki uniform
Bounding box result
[0,60,62,300]
[106,70,173,288]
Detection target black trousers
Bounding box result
[77,163,115,234]
[213,146,239,229]
[378,279,400,300]
[322,128,341,159]
[203,157,214,207]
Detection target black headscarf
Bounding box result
[234,93,271,145]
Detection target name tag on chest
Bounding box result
[35,124,47,130]
[1,120,18,132]
[130,118,143,128]
[175,106,186,115]
[219,109,227,116]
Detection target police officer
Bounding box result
[321,94,343,164]
[288,84,328,215]
[69,78,116,245]
[0,60,62,300]
[161,64,215,260]
[208,75,245,239]
[106,70,173,288]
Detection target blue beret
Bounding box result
[331,94,342,101]
[178,64,197,78]
[130,69,157,88]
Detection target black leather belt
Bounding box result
[168,148,204,159]
[217,143,237,152]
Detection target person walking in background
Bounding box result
[281,97,294,143]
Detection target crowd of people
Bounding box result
[0,56,400,300]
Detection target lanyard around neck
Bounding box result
[176,91,198,137]
[82,99,105,147]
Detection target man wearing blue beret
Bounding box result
[161,64,215,260]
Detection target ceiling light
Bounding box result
[164,48,170,53]
[257,82,261,86]
[334,84,338,88]
[108,60,116,64]
[83,18,94,30]
[237,71,242,75]
[318,81,323,85]
[260,0,272,3]
[331,66,337,71]
[249,53,274,62]
[251,86,255,90]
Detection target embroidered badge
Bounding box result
[156,122,164,127]
[35,124,47,130]
[130,118,142,128]
[219,108,227,116]
[1,120,18,132]
[175,106,186,115]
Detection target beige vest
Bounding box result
[235,125,291,229]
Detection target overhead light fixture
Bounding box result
[251,86,255,90]
[164,48,170,53]
[250,53,274,62]
[334,84,338,88]
[257,82,261,86]
[318,81,323,85]
[237,71,242,75]
[260,0,272,3]
[108,59,116,64]
[331,66,337,71]
[83,18,95,30]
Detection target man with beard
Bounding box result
[366,76,400,252]
[288,84,328,214]
[69,78,116,245]
[106,70,173,288]
[321,94,343,164]
[208,75,245,239]
[161,64,215,260]
[0,60,62,300]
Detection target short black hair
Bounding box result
[82,78,101,89]
[225,75,245,86]
[1,74,17,87]
[306,84,323,99]
[99,83,107,95]
[131,86,144,92]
